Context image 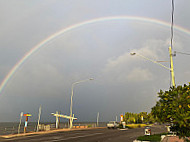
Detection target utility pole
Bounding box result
[169,46,175,87]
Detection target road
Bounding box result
[0,125,166,142]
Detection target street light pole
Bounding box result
[130,53,171,71]
[69,78,94,129]
[130,46,175,87]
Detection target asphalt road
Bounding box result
[1,125,167,142]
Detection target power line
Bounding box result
[171,0,174,49]
[174,51,190,56]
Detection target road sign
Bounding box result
[120,115,123,122]
[23,114,32,117]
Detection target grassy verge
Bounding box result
[137,134,161,142]
[137,133,168,142]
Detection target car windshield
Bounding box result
[109,121,114,124]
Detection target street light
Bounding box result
[130,46,175,87]
[69,78,94,128]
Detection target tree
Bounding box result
[124,112,152,124]
[151,84,190,137]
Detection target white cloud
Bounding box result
[131,39,170,61]
[127,67,154,82]
[101,38,170,83]
[103,52,131,72]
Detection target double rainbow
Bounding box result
[1,16,190,94]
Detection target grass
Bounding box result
[87,124,92,128]
[137,134,161,142]
[137,133,168,142]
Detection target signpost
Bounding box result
[120,114,123,122]
[23,113,32,133]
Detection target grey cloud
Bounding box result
[1,0,190,122]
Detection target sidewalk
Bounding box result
[162,136,184,142]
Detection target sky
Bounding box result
[0,0,190,122]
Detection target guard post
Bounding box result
[145,126,151,136]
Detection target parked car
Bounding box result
[107,121,119,129]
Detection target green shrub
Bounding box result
[87,125,92,128]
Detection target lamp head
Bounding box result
[89,78,94,80]
[130,52,136,55]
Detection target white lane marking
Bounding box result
[51,133,103,142]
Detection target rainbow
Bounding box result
[1,16,190,94]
